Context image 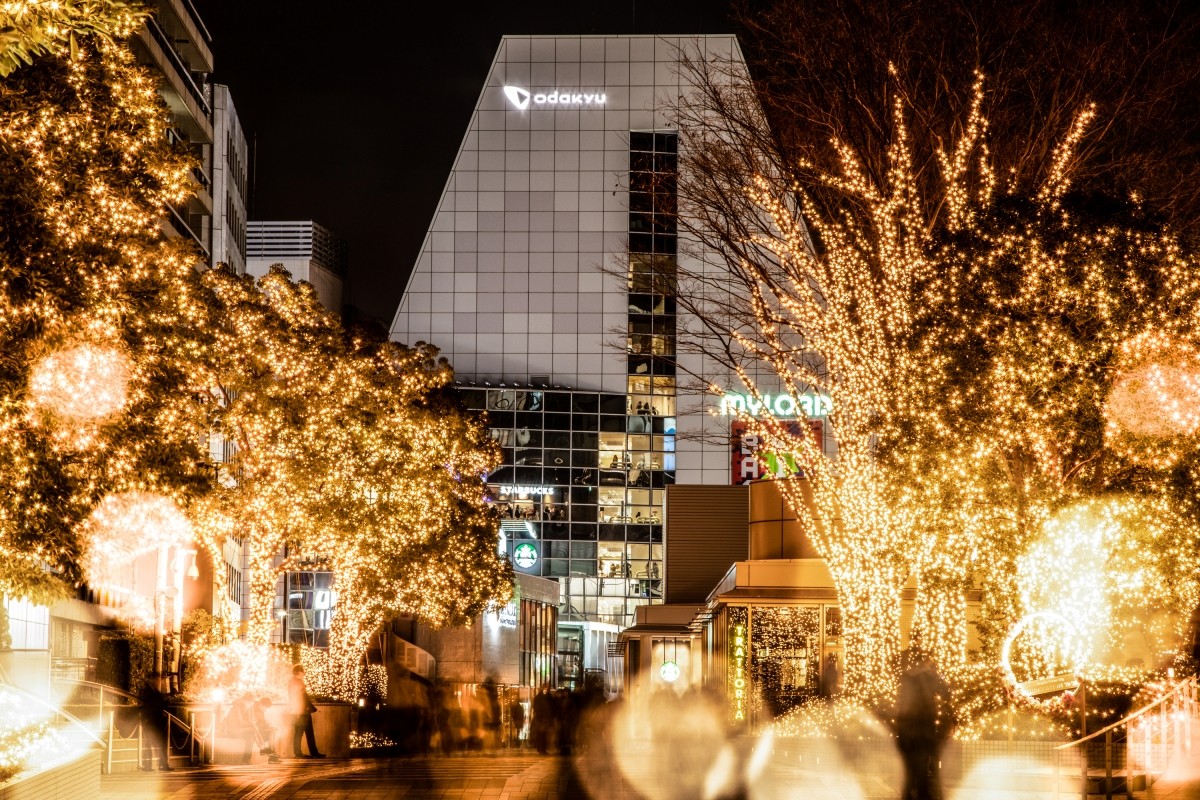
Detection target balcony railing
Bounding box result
[144,16,211,118]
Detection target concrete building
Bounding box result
[247,220,347,312]
[210,84,249,274]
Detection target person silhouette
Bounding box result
[896,654,953,800]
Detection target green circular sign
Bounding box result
[659,661,681,682]
[514,542,538,569]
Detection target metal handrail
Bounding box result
[55,679,202,768]
[1,683,105,747]
[1057,676,1197,749]
[1049,676,1197,800]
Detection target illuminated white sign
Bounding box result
[514,542,538,569]
[503,85,607,110]
[499,485,555,497]
[719,393,832,418]
[488,600,519,629]
[659,661,681,683]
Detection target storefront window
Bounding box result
[750,606,821,721]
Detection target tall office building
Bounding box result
[389,36,822,676]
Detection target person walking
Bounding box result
[896,654,954,800]
[138,677,172,771]
[288,665,325,758]
[820,653,840,702]
[508,697,526,749]
[530,683,554,755]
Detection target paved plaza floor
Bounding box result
[95,735,1200,800]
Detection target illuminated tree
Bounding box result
[672,40,1200,697]
[0,3,210,609]
[192,267,511,697]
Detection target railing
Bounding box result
[51,656,97,682]
[54,679,205,771]
[1054,676,1197,800]
[143,16,211,117]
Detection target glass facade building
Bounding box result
[391,35,754,636]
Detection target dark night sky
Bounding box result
[191,1,741,325]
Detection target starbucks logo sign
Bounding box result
[513,542,538,569]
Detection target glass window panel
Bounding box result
[544,413,571,431]
[629,131,654,151]
[571,393,599,413]
[544,392,571,412]
[515,391,543,411]
[570,560,597,577]
[544,430,571,449]
[488,390,516,410]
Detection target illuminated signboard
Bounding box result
[731,419,824,486]
[719,392,832,418]
[659,661,681,683]
[498,485,555,497]
[503,85,607,110]
[728,608,749,724]
[488,600,518,629]
[513,542,539,569]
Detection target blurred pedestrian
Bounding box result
[531,683,554,754]
[138,676,172,771]
[508,697,526,748]
[253,696,281,763]
[479,677,501,749]
[896,655,953,800]
[288,665,324,758]
[227,692,257,764]
[820,653,840,702]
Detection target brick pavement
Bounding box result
[96,733,1200,800]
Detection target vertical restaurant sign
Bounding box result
[728,606,749,724]
[731,419,824,486]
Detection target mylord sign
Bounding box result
[719,392,832,419]
[503,85,607,110]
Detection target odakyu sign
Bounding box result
[719,392,832,419]
[503,85,607,110]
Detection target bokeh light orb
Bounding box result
[1106,335,1200,439]
[81,491,192,585]
[28,342,131,423]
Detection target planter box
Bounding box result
[0,749,100,800]
[311,702,352,758]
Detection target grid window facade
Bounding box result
[461,386,667,628]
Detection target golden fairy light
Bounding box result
[0,685,64,784]
[1106,333,1200,440]
[79,490,191,586]
[1016,498,1199,670]
[27,340,131,424]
